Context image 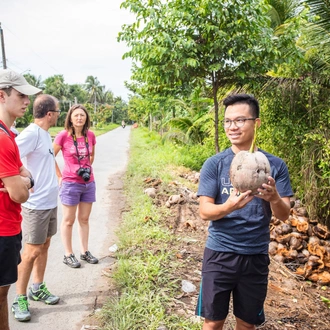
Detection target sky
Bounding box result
[1,0,135,101]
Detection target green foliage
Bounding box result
[120,0,278,151]
[176,143,214,170]
[99,127,202,329]
[16,72,129,127]
[301,127,330,227]
[163,95,214,145]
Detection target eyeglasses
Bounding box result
[223,118,256,128]
[49,110,61,113]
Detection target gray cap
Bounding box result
[0,69,42,95]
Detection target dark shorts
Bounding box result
[22,207,57,244]
[196,248,269,325]
[0,233,22,287]
[59,181,96,206]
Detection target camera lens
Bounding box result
[82,172,90,182]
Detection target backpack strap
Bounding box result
[0,123,11,137]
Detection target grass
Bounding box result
[99,128,202,330]
[49,123,119,138]
[18,123,119,138]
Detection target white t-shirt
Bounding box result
[16,123,58,210]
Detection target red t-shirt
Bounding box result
[0,120,23,236]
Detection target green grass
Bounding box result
[18,123,119,138]
[49,123,119,138]
[99,128,202,330]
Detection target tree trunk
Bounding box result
[212,74,219,153]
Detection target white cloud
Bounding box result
[1,0,135,100]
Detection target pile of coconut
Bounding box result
[269,200,330,285]
[228,122,330,285]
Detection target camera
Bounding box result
[77,167,91,182]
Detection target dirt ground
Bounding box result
[83,169,330,330]
[151,169,330,330]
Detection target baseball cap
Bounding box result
[0,69,42,95]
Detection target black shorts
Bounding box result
[0,233,22,287]
[196,248,269,325]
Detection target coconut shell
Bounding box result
[230,150,271,195]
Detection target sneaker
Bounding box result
[12,295,31,322]
[28,282,60,305]
[63,253,81,268]
[80,250,98,264]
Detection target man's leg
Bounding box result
[16,243,42,295]
[28,236,59,305]
[203,318,225,330]
[235,317,255,330]
[12,242,42,322]
[32,237,51,284]
[0,285,10,330]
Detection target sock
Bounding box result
[32,282,42,291]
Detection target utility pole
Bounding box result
[0,23,7,69]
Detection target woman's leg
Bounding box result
[76,202,93,253]
[61,204,78,255]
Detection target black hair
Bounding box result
[223,93,260,118]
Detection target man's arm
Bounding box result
[19,165,32,178]
[1,175,30,203]
[257,176,291,221]
[270,196,291,221]
[199,190,253,221]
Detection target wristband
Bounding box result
[28,177,34,189]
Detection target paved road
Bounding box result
[8,126,131,330]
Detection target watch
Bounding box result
[28,177,34,189]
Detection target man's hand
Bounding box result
[227,189,254,211]
[255,176,291,221]
[255,176,281,203]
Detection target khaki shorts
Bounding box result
[22,207,57,244]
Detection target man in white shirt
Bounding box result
[12,94,61,322]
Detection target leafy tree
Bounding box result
[16,73,44,127]
[85,76,104,113]
[119,0,277,152]
[68,84,88,105]
[163,88,214,144]
[43,75,69,99]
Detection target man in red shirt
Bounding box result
[0,69,41,330]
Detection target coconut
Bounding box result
[230,122,270,195]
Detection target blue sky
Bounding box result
[1,0,134,100]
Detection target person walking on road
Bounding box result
[53,104,98,268]
[196,94,293,330]
[12,94,61,322]
[0,69,40,330]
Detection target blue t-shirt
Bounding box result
[198,147,293,255]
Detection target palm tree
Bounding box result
[24,73,44,90]
[85,76,104,109]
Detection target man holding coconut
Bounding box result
[196,94,293,330]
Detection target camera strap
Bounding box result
[72,134,91,168]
